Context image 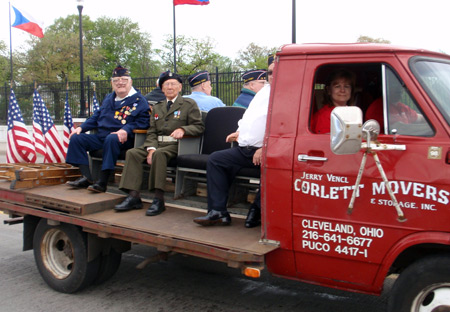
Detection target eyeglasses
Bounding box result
[111,77,130,84]
[267,71,273,76]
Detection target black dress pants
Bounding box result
[206,146,259,212]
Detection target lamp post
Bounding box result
[77,0,86,118]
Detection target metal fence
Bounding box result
[0,69,245,124]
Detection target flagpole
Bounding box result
[173,3,177,73]
[292,0,296,43]
[8,1,14,84]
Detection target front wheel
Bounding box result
[33,219,100,293]
[388,254,450,312]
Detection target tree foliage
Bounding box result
[235,43,277,70]
[92,17,156,78]
[17,15,102,84]
[357,36,391,44]
[0,41,10,84]
[158,35,232,75]
[4,14,278,86]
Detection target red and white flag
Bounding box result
[32,89,65,163]
[11,6,44,38]
[6,89,36,163]
[63,90,74,153]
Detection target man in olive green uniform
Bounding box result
[115,71,204,216]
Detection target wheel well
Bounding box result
[389,243,450,274]
[23,215,40,251]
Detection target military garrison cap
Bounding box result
[188,71,210,87]
[159,71,183,86]
[242,69,267,83]
[112,65,130,78]
[267,53,275,66]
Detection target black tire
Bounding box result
[388,254,450,312]
[93,248,122,285]
[33,219,100,293]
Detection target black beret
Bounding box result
[188,71,210,87]
[112,65,130,78]
[159,71,183,87]
[242,69,267,83]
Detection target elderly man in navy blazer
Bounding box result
[66,65,150,193]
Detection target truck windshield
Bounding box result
[412,58,450,126]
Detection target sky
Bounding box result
[2,0,449,60]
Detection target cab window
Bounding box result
[368,66,434,136]
[309,63,434,137]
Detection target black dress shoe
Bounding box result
[193,210,231,226]
[245,206,261,228]
[67,176,93,189]
[145,198,166,216]
[87,183,107,193]
[114,196,143,212]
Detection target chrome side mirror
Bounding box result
[330,106,363,155]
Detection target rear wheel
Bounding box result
[388,254,450,312]
[33,219,100,293]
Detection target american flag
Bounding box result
[32,89,66,163]
[6,89,36,163]
[92,91,100,113]
[63,90,74,153]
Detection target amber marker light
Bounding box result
[243,267,261,278]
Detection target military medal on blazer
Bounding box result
[114,102,139,124]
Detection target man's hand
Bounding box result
[170,128,185,139]
[147,149,155,165]
[69,127,82,139]
[226,131,239,143]
[112,129,128,143]
[253,148,262,165]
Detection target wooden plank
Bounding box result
[85,203,277,256]
[23,184,124,215]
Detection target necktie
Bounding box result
[167,100,173,111]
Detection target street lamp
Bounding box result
[77,0,86,118]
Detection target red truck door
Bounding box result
[290,56,450,294]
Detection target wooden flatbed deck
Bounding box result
[0,182,278,267]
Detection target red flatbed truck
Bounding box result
[1,43,449,312]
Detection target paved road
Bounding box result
[0,213,390,312]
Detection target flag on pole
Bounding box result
[63,90,74,154]
[32,89,66,163]
[174,0,209,5]
[6,89,37,163]
[92,91,100,113]
[11,6,44,38]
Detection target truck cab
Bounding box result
[263,43,450,310]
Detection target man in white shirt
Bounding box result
[193,54,275,228]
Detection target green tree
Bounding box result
[17,15,102,83]
[234,43,277,70]
[357,36,391,44]
[0,41,10,84]
[93,17,157,78]
[158,35,229,75]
